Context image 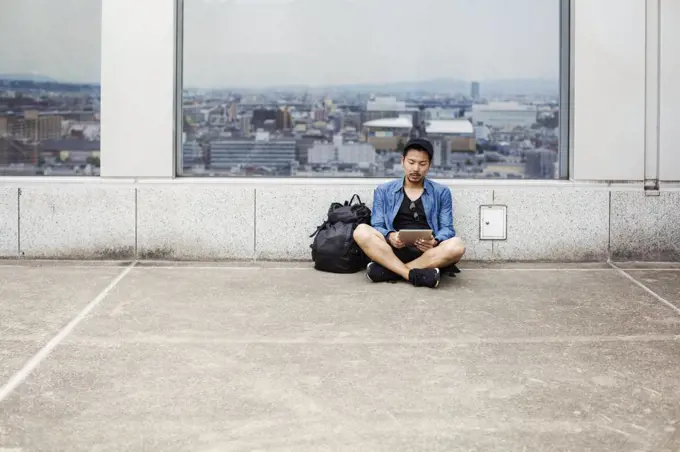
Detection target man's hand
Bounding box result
[415,236,437,252]
[388,232,406,249]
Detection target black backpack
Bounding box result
[309,194,372,273]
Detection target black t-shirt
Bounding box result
[393,192,429,231]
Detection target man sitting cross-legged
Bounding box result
[353,137,465,289]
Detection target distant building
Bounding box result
[182,140,203,167]
[471,81,480,100]
[524,148,558,179]
[472,102,537,129]
[366,96,406,112]
[0,138,38,165]
[308,143,335,164]
[295,136,322,165]
[362,117,475,167]
[474,124,491,142]
[338,143,375,165]
[313,108,327,122]
[277,107,292,130]
[64,121,100,141]
[361,96,416,125]
[40,139,100,163]
[183,106,206,125]
[240,114,252,136]
[209,134,296,169]
[362,115,414,152]
[228,103,238,122]
[342,111,362,130]
[426,108,459,120]
[308,140,375,165]
[251,108,277,131]
[0,110,62,141]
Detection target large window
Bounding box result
[0,0,102,177]
[180,0,564,179]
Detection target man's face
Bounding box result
[402,148,431,184]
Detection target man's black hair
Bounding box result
[403,137,434,162]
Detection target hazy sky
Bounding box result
[0,0,559,87]
[0,0,102,83]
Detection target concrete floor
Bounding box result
[1,260,680,452]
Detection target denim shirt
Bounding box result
[371,178,456,242]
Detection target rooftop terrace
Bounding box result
[1,260,680,451]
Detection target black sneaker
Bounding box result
[408,268,441,288]
[366,262,401,283]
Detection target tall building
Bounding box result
[471,81,480,100]
[228,103,238,122]
[276,107,292,130]
[240,114,252,136]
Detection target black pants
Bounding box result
[391,245,461,276]
[392,245,423,263]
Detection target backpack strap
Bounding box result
[309,220,329,238]
[348,194,362,206]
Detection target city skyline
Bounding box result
[1,0,560,87]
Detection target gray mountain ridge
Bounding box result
[0,73,58,83]
[1,74,558,96]
[202,77,559,96]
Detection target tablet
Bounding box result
[397,229,433,246]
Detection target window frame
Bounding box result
[173,0,572,180]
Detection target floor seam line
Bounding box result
[608,261,680,316]
[0,260,138,404]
